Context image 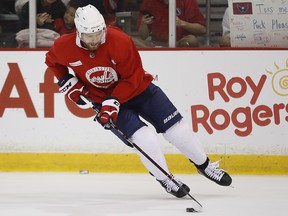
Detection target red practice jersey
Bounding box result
[137,0,205,41]
[46,26,153,103]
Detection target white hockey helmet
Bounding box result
[74,4,106,44]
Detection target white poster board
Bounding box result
[228,0,288,47]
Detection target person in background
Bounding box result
[15,0,66,47]
[18,0,66,31]
[54,2,79,35]
[46,5,232,199]
[103,0,122,26]
[136,0,206,47]
[219,8,231,47]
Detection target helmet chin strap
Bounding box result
[100,28,107,44]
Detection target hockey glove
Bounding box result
[98,97,120,129]
[58,73,90,105]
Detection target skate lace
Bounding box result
[204,161,225,181]
[161,178,182,193]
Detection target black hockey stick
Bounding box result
[108,122,203,210]
[80,96,203,211]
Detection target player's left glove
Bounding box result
[98,97,120,129]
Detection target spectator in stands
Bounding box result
[219,8,231,47]
[103,0,121,26]
[136,0,206,47]
[18,0,66,31]
[54,2,79,35]
[15,0,67,47]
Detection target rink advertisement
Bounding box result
[0,49,287,173]
[140,50,288,156]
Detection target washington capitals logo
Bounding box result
[233,2,253,15]
[86,66,118,88]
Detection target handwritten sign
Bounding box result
[228,0,288,47]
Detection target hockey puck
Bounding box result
[186,208,196,213]
[79,170,89,174]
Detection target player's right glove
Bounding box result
[98,97,120,129]
[58,73,90,105]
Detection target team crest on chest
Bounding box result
[86,66,118,88]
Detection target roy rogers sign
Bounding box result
[191,67,288,137]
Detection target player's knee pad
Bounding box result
[163,120,207,165]
[131,126,159,151]
[131,126,169,180]
[163,120,196,148]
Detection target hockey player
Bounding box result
[45,4,232,198]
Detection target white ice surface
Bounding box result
[0,173,287,216]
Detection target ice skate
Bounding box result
[157,177,190,198]
[197,160,232,186]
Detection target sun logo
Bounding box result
[266,59,288,96]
